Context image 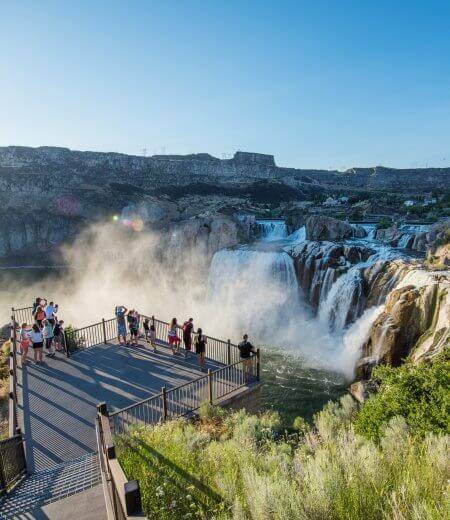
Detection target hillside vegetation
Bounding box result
[117,353,450,520]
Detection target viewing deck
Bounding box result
[17,340,225,472]
[1,308,260,518]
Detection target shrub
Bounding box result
[117,401,449,519]
[354,351,450,442]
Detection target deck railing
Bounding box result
[96,404,144,519]
[2,309,28,494]
[109,354,258,435]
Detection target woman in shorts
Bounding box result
[19,323,31,364]
[194,328,207,371]
[168,318,181,355]
[30,324,44,364]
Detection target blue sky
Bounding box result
[1,0,450,169]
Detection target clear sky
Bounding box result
[2,0,450,169]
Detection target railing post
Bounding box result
[102,318,107,344]
[10,312,18,435]
[256,348,261,381]
[151,315,155,326]
[227,339,231,365]
[208,369,213,404]
[162,387,168,421]
[63,330,70,358]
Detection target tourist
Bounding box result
[168,318,181,354]
[182,318,194,358]
[127,310,139,346]
[115,305,128,345]
[53,320,64,351]
[43,319,55,358]
[45,301,58,325]
[30,324,44,364]
[32,297,41,314]
[19,323,31,364]
[238,334,256,381]
[34,304,46,327]
[194,328,207,371]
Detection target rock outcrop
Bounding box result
[305,215,366,241]
[356,268,450,378]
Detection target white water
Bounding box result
[287,226,306,243]
[256,219,287,241]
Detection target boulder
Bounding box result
[305,215,366,241]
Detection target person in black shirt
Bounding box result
[238,334,256,381]
[194,328,207,372]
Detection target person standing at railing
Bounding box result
[168,318,181,355]
[53,319,65,351]
[115,305,128,345]
[194,328,207,371]
[30,324,44,364]
[45,301,58,326]
[238,334,257,382]
[42,319,56,358]
[19,323,31,364]
[143,318,157,352]
[34,304,46,328]
[182,318,194,358]
[127,310,140,346]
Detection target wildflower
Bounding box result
[155,486,164,497]
[186,494,193,501]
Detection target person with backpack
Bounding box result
[143,319,158,352]
[194,328,207,371]
[168,318,181,355]
[182,318,194,358]
[43,319,55,358]
[30,324,44,364]
[115,305,128,345]
[238,334,257,381]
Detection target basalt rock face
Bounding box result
[356,268,450,379]
[305,215,366,241]
[288,241,375,309]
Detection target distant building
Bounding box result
[323,197,339,206]
[338,196,349,203]
[404,200,415,207]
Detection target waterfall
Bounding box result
[287,226,306,243]
[360,224,377,240]
[256,219,287,241]
[397,233,414,249]
[207,247,300,342]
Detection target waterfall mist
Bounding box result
[2,221,382,379]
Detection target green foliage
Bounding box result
[117,396,449,519]
[377,217,393,229]
[354,352,450,442]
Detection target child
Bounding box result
[42,319,55,358]
[53,320,64,351]
[19,323,31,365]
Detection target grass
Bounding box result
[117,399,450,519]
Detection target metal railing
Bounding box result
[1,310,28,494]
[96,404,144,519]
[109,354,259,435]
[0,434,27,494]
[64,318,116,356]
[11,306,33,327]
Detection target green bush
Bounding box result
[377,217,393,229]
[117,396,449,519]
[354,351,450,442]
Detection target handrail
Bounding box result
[96,403,145,519]
[108,354,257,417]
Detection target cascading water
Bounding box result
[207,247,300,342]
[256,219,287,241]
